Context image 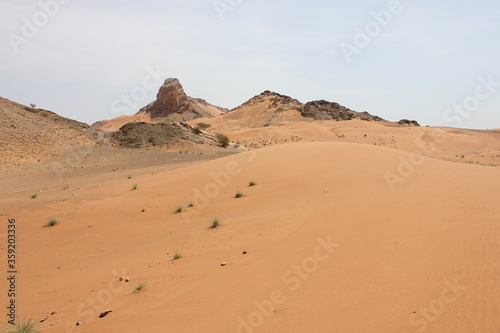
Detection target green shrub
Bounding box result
[4,318,38,333]
[133,281,146,293]
[46,218,59,227]
[215,133,230,148]
[196,122,211,130]
[210,218,220,229]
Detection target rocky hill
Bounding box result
[300,100,385,122]
[138,78,226,120]
[111,121,233,149]
[98,79,410,133]
[221,90,304,128]
[98,78,227,131]
[208,90,388,130]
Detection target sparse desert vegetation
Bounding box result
[196,122,211,130]
[131,184,138,190]
[3,318,38,333]
[45,218,59,227]
[133,281,146,293]
[248,181,256,187]
[215,133,230,148]
[175,205,183,213]
[173,252,183,260]
[210,217,220,229]
[31,193,38,199]
[235,191,244,198]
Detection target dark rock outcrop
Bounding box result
[111,122,187,149]
[111,121,238,149]
[300,100,384,122]
[397,119,420,126]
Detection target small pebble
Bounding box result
[51,310,57,315]
[76,321,83,326]
[221,262,227,267]
[125,278,129,282]
[242,251,247,254]
[99,310,112,318]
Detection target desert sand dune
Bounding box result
[3,141,499,332]
[191,118,500,166]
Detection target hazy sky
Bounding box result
[1,0,499,129]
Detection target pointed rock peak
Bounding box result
[136,78,226,121]
[161,78,183,89]
[139,77,189,118]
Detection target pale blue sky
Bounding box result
[1,0,499,129]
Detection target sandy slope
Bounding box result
[0,97,95,171]
[1,141,499,332]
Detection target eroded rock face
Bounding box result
[140,78,190,118]
[138,78,226,121]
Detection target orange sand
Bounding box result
[1,140,499,332]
